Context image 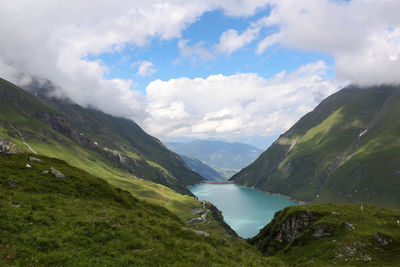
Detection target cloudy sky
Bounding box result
[1,0,399,148]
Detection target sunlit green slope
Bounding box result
[232,85,400,208]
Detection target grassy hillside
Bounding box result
[0,77,250,241]
[232,85,400,208]
[250,203,400,266]
[0,77,203,196]
[0,153,270,266]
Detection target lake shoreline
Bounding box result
[188,182,299,238]
[189,180,307,205]
[251,188,307,205]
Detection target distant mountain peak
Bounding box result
[166,139,263,178]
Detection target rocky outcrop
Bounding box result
[102,149,139,174]
[50,167,65,178]
[38,112,77,138]
[312,223,333,238]
[0,137,16,154]
[275,211,314,242]
[29,156,43,162]
[373,232,392,246]
[249,209,323,256]
[181,227,210,237]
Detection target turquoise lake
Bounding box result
[189,183,298,238]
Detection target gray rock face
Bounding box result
[181,227,210,237]
[0,137,16,154]
[312,224,333,238]
[345,223,355,230]
[275,211,314,242]
[50,167,65,178]
[8,180,18,188]
[29,156,43,162]
[374,232,392,246]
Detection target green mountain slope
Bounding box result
[0,77,203,196]
[166,140,263,178]
[0,77,248,243]
[231,85,400,208]
[180,155,226,181]
[249,204,400,266]
[0,153,270,266]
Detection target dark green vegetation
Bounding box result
[232,85,400,208]
[0,78,203,196]
[166,140,263,178]
[180,155,225,181]
[250,204,400,266]
[0,154,270,266]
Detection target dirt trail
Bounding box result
[9,122,37,154]
[160,185,172,207]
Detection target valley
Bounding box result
[2,2,400,266]
[1,77,400,266]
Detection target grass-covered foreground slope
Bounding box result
[0,77,203,196]
[0,154,270,266]
[250,204,400,266]
[232,85,400,208]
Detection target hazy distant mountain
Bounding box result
[179,155,226,181]
[166,140,263,178]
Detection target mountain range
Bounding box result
[166,140,263,178]
[179,155,226,181]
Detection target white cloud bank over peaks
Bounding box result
[254,0,400,86]
[0,0,270,122]
[144,61,344,139]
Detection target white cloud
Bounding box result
[178,39,214,62]
[256,31,282,54]
[137,61,156,76]
[144,61,344,139]
[0,0,269,122]
[215,26,260,55]
[253,0,400,85]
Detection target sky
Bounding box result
[1,0,400,149]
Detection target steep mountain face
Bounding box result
[180,155,226,181]
[249,204,400,266]
[232,85,400,208]
[0,78,203,195]
[166,140,263,178]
